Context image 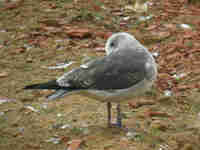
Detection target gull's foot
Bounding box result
[108,123,121,128]
[108,123,128,132]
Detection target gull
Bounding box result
[24,32,157,128]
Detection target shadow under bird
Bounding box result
[24,32,157,128]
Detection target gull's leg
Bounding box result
[107,102,123,128]
[116,103,122,128]
[107,102,112,127]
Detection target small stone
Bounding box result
[57,113,62,117]
[26,58,33,63]
[45,61,74,70]
[60,124,71,129]
[46,137,61,144]
[0,72,8,78]
[0,97,16,104]
[24,105,39,113]
[180,24,191,29]
[0,112,5,116]
[123,16,130,21]
[164,90,172,97]
[40,103,48,109]
[172,73,186,80]
[126,131,138,140]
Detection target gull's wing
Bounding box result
[57,49,150,90]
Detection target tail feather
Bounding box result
[24,80,79,100]
[24,80,62,90]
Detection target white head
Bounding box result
[105,32,141,55]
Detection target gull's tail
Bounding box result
[24,80,61,90]
[24,80,76,100]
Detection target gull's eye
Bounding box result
[110,42,115,47]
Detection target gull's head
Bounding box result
[105,32,140,55]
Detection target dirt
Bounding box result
[0,0,200,150]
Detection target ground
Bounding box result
[0,0,200,150]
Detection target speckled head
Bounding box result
[105,32,140,55]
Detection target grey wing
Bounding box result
[56,58,102,88]
[57,50,149,90]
